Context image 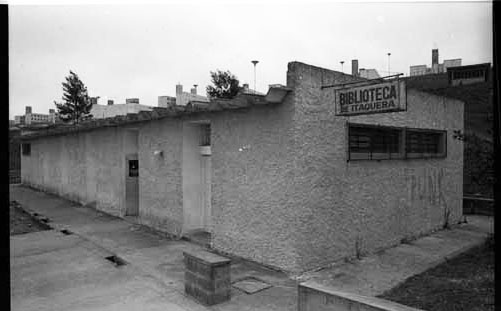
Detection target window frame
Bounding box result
[347,123,447,162]
[347,123,405,161]
[405,127,447,159]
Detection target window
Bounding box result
[405,129,446,158]
[348,125,403,160]
[348,123,447,161]
[199,124,211,146]
[22,143,31,156]
[128,160,138,177]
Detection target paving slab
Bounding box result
[233,277,272,294]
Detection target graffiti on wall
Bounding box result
[406,167,447,206]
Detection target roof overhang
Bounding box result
[265,84,292,103]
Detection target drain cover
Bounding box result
[232,277,272,294]
[60,229,73,235]
[105,255,127,267]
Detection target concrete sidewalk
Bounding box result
[10,185,494,310]
[10,185,297,311]
[297,215,494,297]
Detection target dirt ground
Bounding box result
[378,238,495,311]
[10,201,51,235]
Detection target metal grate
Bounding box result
[349,125,401,160]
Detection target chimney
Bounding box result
[49,109,55,113]
[90,97,98,105]
[190,88,197,95]
[107,100,114,106]
[25,106,32,114]
[243,83,249,92]
[176,84,183,95]
[352,59,359,77]
[432,49,439,66]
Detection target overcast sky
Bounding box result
[9,0,492,119]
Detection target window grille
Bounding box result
[348,125,402,160]
[405,130,446,158]
[348,123,447,161]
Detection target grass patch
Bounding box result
[378,239,494,311]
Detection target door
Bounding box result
[201,154,212,230]
[125,154,139,216]
[182,122,212,232]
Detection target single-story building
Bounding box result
[20,61,464,273]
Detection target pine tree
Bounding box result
[54,71,93,123]
[206,70,240,99]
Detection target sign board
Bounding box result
[335,79,406,116]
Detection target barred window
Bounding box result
[348,123,447,161]
[349,125,403,160]
[405,130,446,158]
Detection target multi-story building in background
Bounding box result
[409,49,462,76]
[157,84,210,108]
[14,106,57,125]
[90,98,154,119]
[158,95,177,108]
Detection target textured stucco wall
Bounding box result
[21,127,129,216]
[287,62,464,271]
[210,102,304,271]
[137,119,184,235]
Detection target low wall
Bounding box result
[298,281,424,311]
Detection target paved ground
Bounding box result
[10,185,296,311]
[297,216,494,297]
[10,185,494,310]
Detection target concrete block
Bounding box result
[183,250,231,305]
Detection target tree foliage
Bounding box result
[206,70,240,99]
[54,71,93,123]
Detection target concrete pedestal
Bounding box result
[183,250,231,305]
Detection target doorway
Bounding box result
[125,154,139,216]
[182,122,212,235]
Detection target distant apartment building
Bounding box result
[90,98,154,119]
[157,84,210,108]
[410,49,462,76]
[158,96,177,108]
[447,63,491,86]
[175,84,209,106]
[350,59,381,80]
[14,106,57,125]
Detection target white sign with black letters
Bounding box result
[335,79,406,116]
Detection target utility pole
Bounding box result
[388,52,391,75]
